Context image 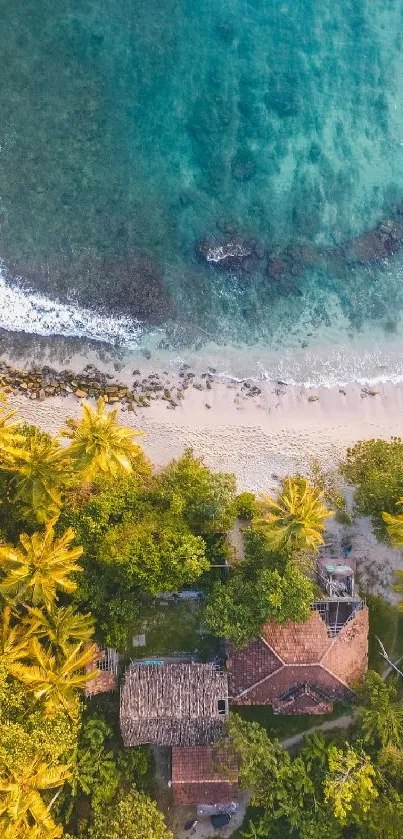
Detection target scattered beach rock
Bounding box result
[361,387,379,396]
[308,395,319,402]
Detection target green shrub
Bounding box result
[234,492,257,520]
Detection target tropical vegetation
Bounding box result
[254,475,332,553]
[0,392,402,838]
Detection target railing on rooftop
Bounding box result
[312,599,366,637]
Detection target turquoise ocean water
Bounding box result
[2,0,403,383]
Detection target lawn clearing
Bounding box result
[127,600,219,660]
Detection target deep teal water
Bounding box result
[2,1,403,379]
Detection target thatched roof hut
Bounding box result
[120,662,228,746]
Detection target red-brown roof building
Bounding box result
[227,601,368,714]
[171,746,238,806]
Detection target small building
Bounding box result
[120,662,229,746]
[171,746,238,808]
[227,601,368,714]
[85,645,119,698]
[317,557,356,598]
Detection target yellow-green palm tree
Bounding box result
[254,476,332,553]
[0,526,83,607]
[0,394,24,463]
[8,432,67,524]
[61,397,144,481]
[8,824,63,839]
[0,756,69,838]
[13,825,63,839]
[10,638,98,719]
[23,604,94,656]
[0,606,28,668]
[383,498,403,547]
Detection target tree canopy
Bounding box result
[88,788,173,839]
[253,476,332,554]
[342,437,403,537]
[61,397,144,482]
[204,562,314,646]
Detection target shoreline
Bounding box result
[3,349,403,493]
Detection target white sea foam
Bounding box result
[0,269,143,347]
[2,269,403,389]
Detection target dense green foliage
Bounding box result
[204,562,314,646]
[229,696,403,839]
[2,393,403,839]
[0,397,176,837]
[204,524,315,645]
[233,491,257,520]
[342,438,403,537]
[87,788,173,839]
[61,449,235,647]
[70,710,149,810]
[155,448,236,534]
[359,671,403,749]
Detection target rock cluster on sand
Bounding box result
[0,362,219,411]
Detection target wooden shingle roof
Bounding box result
[120,663,228,746]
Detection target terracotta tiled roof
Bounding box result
[322,607,369,686]
[226,638,282,696]
[261,611,330,664]
[171,746,238,806]
[227,606,368,714]
[273,683,334,714]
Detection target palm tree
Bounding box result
[254,476,332,553]
[0,395,24,463]
[8,432,67,523]
[383,499,403,547]
[8,825,63,839]
[13,826,63,839]
[0,606,28,668]
[0,756,69,838]
[360,671,403,749]
[0,526,83,607]
[61,396,144,481]
[23,604,94,656]
[9,638,98,719]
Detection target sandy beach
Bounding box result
[7,369,403,493]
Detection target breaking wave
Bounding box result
[0,269,143,348]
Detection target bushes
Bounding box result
[204,562,314,646]
[233,492,257,520]
[342,438,403,538]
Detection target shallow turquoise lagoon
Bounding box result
[2,1,403,381]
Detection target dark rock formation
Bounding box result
[338,217,403,265]
[266,243,323,292]
[196,238,254,270]
[5,252,172,326]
